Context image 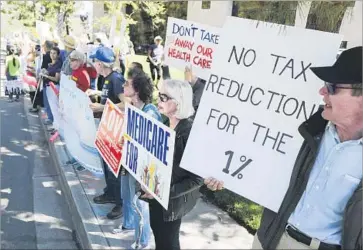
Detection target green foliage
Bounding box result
[3,0,75,28]
[306,1,355,33]
[200,186,263,233]
[232,1,355,32]
[232,1,299,26]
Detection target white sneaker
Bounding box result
[131,242,149,249]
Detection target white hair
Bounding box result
[162,79,194,119]
[69,50,85,64]
[100,61,114,69]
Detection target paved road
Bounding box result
[0,68,78,249]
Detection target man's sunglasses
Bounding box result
[325,82,361,95]
[158,92,172,102]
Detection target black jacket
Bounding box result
[192,78,206,112]
[150,118,203,222]
[257,109,362,249]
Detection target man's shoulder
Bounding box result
[108,71,125,83]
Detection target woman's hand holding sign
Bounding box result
[140,185,154,199]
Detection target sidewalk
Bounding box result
[37,106,253,249]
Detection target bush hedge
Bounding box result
[200,186,263,234]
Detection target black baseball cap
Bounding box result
[310,46,362,84]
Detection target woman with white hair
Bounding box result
[141,79,203,250]
[69,50,90,92]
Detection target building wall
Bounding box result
[187,1,233,27]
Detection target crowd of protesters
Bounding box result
[4,29,362,250]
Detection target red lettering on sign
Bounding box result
[193,56,212,69]
[174,38,194,50]
[168,48,191,62]
[196,45,213,59]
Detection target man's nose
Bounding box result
[319,85,328,96]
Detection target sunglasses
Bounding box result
[325,82,361,95]
[158,92,172,102]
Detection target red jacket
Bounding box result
[71,66,90,92]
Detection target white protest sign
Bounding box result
[36,20,51,42]
[180,17,342,212]
[164,17,220,80]
[121,103,175,209]
[46,85,61,131]
[59,74,103,174]
[4,79,29,95]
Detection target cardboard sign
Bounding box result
[180,17,342,212]
[95,99,125,178]
[164,17,220,80]
[121,103,175,209]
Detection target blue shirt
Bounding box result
[100,71,125,105]
[288,123,362,245]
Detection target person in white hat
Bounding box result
[147,35,164,85]
[61,35,77,76]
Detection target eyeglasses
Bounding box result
[158,92,172,102]
[325,82,361,95]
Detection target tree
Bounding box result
[231,1,355,32]
[3,1,75,28]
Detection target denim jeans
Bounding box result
[121,174,151,246]
[43,85,54,122]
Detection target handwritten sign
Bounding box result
[164,17,220,80]
[121,103,175,209]
[180,17,342,212]
[95,99,125,178]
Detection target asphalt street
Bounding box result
[0,63,78,249]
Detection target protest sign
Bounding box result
[46,83,61,131]
[164,17,220,80]
[95,99,125,178]
[180,17,342,212]
[59,75,103,174]
[4,79,29,96]
[121,103,175,209]
[36,20,51,42]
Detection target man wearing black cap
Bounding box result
[205,46,362,250]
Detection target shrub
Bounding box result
[200,186,263,234]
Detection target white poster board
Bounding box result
[59,74,103,174]
[4,79,29,95]
[121,103,176,209]
[180,17,342,212]
[164,17,220,80]
[36,20,51,42]
[46,86,61,132]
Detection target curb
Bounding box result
[37,112,110,250]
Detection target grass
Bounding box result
[200,186,263,234]
[128,55,264,233]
